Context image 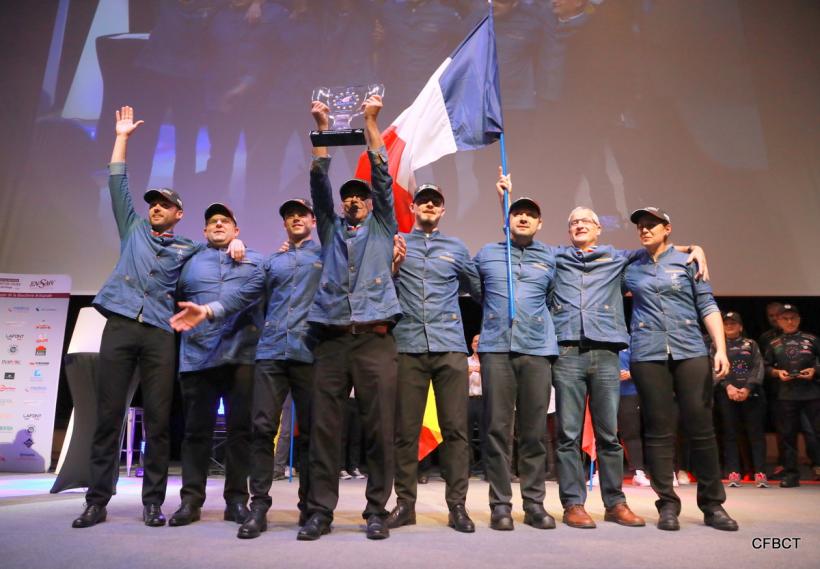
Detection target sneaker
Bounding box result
[351,468,366,479]
[632,469,650,487]
[728,472,741,487]
[283,466,293,478]
[672,472,679,487]
[590,472,599,486]
[676,470,692,485]
[771,465,785,480]
[339,470,352,480]
[754,472,769,488]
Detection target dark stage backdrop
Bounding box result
[1,0,819,296]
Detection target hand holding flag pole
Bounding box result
[497,143,515,322]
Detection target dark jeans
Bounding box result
[86,314,175,506]
[553,345,625,509]
[249,359,313,512]
[394,352,470,510]
[479,352,551,511]
[307,330,397,521]
[776,398,820,480]
[715,387,767,474]
[631,357,725,515]
[178,364,253,507]
[618,394,644,471]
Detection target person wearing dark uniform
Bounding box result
[713,311,768,488]
[171,198,324,538]
[72,106,243,528]
[169,203,263,527]
[472,172,558,532]
[386,183,479,533]
[297,95,400,541]
[624,207,737,532]
[764,304,820,488]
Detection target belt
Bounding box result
[325,322,391,335]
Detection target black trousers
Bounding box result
[394,352,470,510]
[250,359,313,512]
[340,396,363,471]
[776,398,820,480]
[715,387,767,474]
[468,396,487,475]
[177,364,253,507]
[479,353,551,511]
[618,393,645,471]
[631,357,725,515]
[307,330,397,521]
[86,314,175,506]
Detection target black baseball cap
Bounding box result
[509,197,541,217]
[204,202,237,223]
[630,207,671,224]
[279,198,314,218]
[144,187,183,210]
[781,304,800,316]
[413,183,445,204]
[722,311,743,325]
[339,178,372,199]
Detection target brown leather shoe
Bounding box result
[562,505,596,529]
[604,503,645,527]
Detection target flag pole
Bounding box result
[500,133,515,322]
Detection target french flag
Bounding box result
[355,11,504,232]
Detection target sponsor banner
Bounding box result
[0,274,70,472]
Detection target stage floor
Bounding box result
[1,470,817,569]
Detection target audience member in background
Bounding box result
[618,347,650,487]
[764,304,820,488]
[713,312,767,488]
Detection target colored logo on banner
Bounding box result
[34,346,46,357]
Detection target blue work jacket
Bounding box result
[177,246,264,372]
[93,162,201,333]
[474,240,558,356]
[624,246,718,362]
[307,150,401,325]
[393,229,479,353]
[210,239,323,364]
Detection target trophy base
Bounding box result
[310,128,366,147]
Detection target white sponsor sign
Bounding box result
[0,273,70,472]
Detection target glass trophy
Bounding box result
[310,83,385,147]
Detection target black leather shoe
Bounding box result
[224,502,251,524]
[704,508,739,531]
[298,510,309,527]
[72,504,107,528]
[657,507,680,531]
[779,477,800,488]
[386,503,416,529]
[297,514,332,541]
[366,515,390,540]
[524,504,556,530]
[169,503,201,527]
[143,504,166,527]
[237,508,268,539]
[490,505,514,531]
[447,504,475,533]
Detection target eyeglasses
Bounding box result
[569,218,597,227]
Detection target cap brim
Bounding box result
[413,188,445,203]
[630,209,667,224]
[279,200,314,218]
[339,179,372,198]
[509,198,541,217]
